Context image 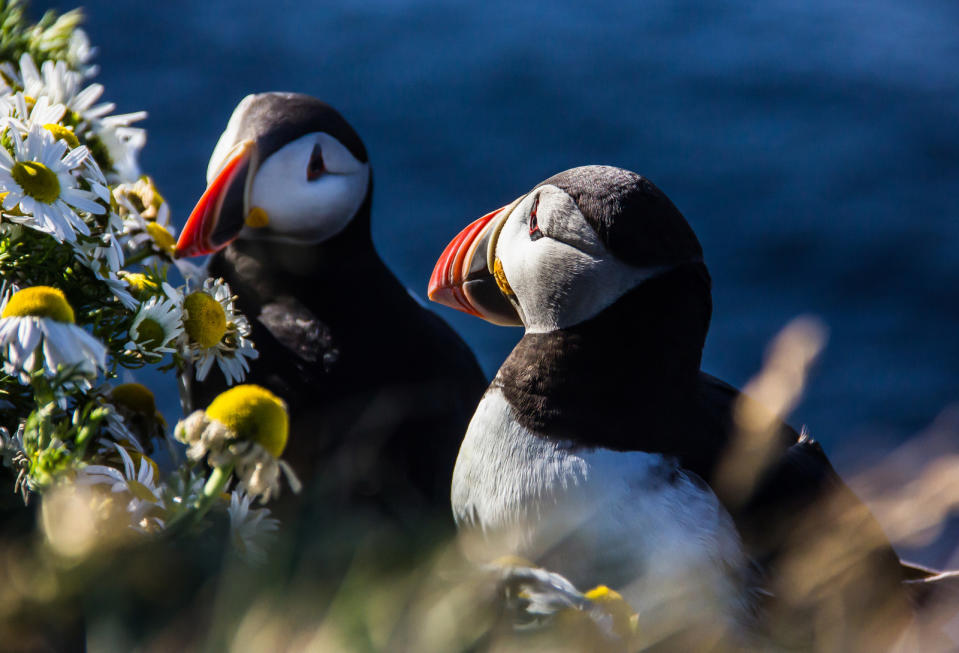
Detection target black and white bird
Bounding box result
[175,92,487,521]
[428,165,921,650]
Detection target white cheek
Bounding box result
[499,219,661,333]
[498,218,599,332]
[248,154,369,243]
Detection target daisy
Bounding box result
[16,54,147,183]
[0,422,29,501]
[126,295,183,356]
[117,271,160,300]
[6,92,68,134]
[0,124,105,243]
[227,490,279,563]
[75,442,166,532]
[181,277,257,384]
[0,285,107,384]
[67,28,100,78]
[165,467,206,508]
[18,53,114,124]
[97,115,147,183]
[114,177,176,259]
[0,62,18,94]
[114,176,169,224]
[68,235,138,311]
[80,149,112,205]
[96,382,167,454]
[96,406,141,454]
[175,384,300,503]
[72,230,125,276]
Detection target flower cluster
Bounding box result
[0,3,288,564]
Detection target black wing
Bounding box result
[699,372,912,645]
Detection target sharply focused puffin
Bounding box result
[175,93,487,520]
[428,166,919,649]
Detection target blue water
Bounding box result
[42,0,959,557]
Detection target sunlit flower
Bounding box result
[72,230,124,275]
[16,53,147,183]
[97,404,140,453]
[5,93,68,135]
[126,295,182,355]
[175,385,300,503]
[488,559,640,648]
[227,490,279,563]
[118,271,160,300]
[97,115,146,183]
[67,28,99,78]
[69,237,138,310]
[119,176,167,221]
[0,124,105,243]
[114,177,175,258]
[182,278,257,384]
[76,442,165,532]
[0,285,107,384]
[18,53,113,124]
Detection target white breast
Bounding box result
[451,388,752,642]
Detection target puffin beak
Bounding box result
[175,139,259,258]
[428,197,523,326]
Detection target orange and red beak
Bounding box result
[175,139,259,258]
[428,198,523,326]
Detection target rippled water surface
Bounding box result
[42,1,959,551]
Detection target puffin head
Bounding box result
[428,165,705,333]
[175,92,370,258]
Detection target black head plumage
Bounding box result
[232,92,368,165]
[537,165,703,269]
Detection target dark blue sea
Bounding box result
[43,1,959,562]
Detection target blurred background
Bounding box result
[40,0,959,566]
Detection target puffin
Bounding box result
[428,165,922,650]
[174,92,487,522]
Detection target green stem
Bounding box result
[193,463,234,522]
[123,247,153,266]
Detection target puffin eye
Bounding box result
[529,196,543,241]
[307,143,325,181]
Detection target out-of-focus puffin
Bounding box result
[175,92,486,521]
[428,166,920,649]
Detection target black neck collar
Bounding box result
[493,262,716,467]
[209,189,401,318]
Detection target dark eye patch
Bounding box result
[307,143,325,181]
[529,195,543,241]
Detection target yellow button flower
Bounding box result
[2,285,74,323]
[205,384,288,458]
[183,291,227,348]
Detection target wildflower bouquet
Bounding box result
[0,0,297,567]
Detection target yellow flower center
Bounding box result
[120,272,158,299]
[145,222,176,256]
[584,585,638,637]
[183,291,226,348]
[11,161,61,204]
[205,385,289,458]
[109,383,157,416]
[2,286,74,323]
[43,124,80,149]
[135,317,166,349]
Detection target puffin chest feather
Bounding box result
[451,389,750,628]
